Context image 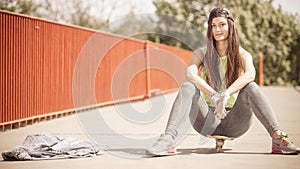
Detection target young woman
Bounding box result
[146,7,299,156]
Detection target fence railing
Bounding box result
[0,10,192,130]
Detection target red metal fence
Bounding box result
[0,10,192,130]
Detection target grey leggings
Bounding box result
[165,82,280,140]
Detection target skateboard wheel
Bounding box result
[216,147,222,153]
[215,139,224,153]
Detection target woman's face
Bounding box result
[211,17,229,42]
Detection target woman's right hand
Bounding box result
[214,91,230,119]
[214,98,227,119]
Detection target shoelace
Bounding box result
[153,135,168,146]
[279,133,293,145]
[153,134,174,146]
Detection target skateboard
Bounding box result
[209,135,234,153]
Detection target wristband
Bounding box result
[220,91,230,100]
[210,91,220,103]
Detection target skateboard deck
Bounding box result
[209,135,234,153]
[209,135,234,140]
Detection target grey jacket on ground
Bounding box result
[2,132,103,160]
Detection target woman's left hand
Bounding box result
[214,91,230,119]
[214,99,227,119]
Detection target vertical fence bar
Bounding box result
[0,12,4,124]
[259,54,264,86]
[144,41,151,98]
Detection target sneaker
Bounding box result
[272,132,299,155]
[145,134,177,156]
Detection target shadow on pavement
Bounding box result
[106,147,271,158]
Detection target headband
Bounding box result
[208,8,234,23]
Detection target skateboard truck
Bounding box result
[209,135,234,153]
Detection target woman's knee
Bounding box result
[180,82,197,96]
[241,82,260,93]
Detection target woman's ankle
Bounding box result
[272,130,282,139]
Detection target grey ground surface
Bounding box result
[1,86,300,169]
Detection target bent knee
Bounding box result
[180,82,197,95]
[242,82,260,93]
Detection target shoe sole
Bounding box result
[145,148,177,156]
[272,147,298,155]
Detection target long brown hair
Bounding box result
[201,8,243,91]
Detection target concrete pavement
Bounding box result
[0,86,300,169]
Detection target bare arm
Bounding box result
[225,48,256,95]
[186,49,216,95]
